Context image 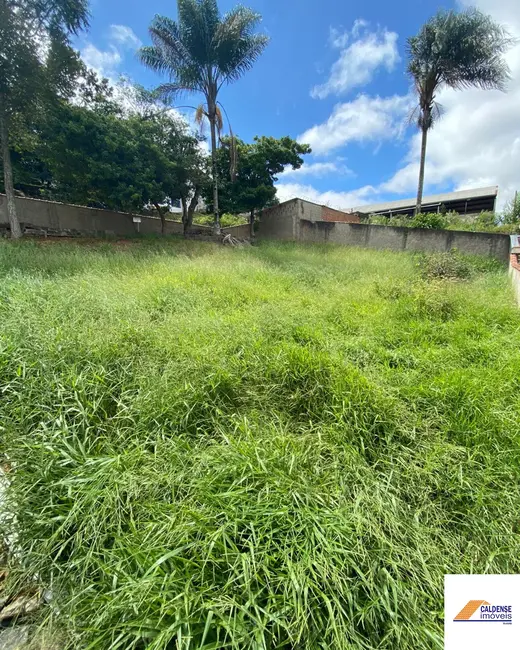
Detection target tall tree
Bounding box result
[210,136,311,238]
[0,69,208,228]
[138,0,269,235]
[408,8,512,215]
[120,85,210,235]
[0,67,112,201]
[0,0,89,238]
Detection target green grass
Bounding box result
[1,239,520,649]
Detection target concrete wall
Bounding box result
[223,223,250,239]
[258,203,510,261]
[297,219,510,261]
[258,198,359,242]
[0,194,249,238]
[259,199,300,241]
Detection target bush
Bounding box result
[369,212,450,230]
[419,249,502,281]
[474,211,499,229]
[368,208,520,234]
[420,250,474,280]
[502,194,520,226]
[409,212,448,229]
[193,212,248,227]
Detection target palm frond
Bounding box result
[154,82,200,101]
[138,46,170,75]
[408,7,513,102]
[216,102,237,180]
[148,15,192,69]
[194,103,208,134]
[214,7,269,84]
[228,128,237,181]
[178,0,220,68]
[220,34,269,85]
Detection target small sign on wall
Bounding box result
[132,216,142,223]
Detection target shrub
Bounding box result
[502,194,520,226]
[419,249,502,281]
[474,211,499,229]
[368,209,519,234]
[193,212,248,227]
[410,212,449,229]
[419,250,474,280]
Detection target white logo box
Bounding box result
[445,575,520,650]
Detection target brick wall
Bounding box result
[321,206,361,223]
[510,252,520,306]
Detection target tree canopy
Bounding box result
[1,73,210,233]
[0,0,89,237]
[206,135,311,236]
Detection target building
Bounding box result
[354,186,498,218]
[260,198,362,240]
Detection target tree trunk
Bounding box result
[249,208,255,240]
[415,121,429,216]
[209,112,220,236]
[0,101,22,239]
[181,196,189,236]
[187,189,199,233]
[154,203,165,235]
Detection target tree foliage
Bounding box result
[1,73,210,234]
[503,193,520,225]
[0,0,89,237]
[207,135,311,236]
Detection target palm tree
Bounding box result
[408,8,513,215]
[0,0,89,238]
[139,0,268,234]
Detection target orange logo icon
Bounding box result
[454,600,490,621]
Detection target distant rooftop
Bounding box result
[354,186,498,216]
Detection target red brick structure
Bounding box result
[510,242,520,306]
[321,206,363,223]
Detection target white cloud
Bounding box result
[380,0,520,209]
[109,25,142,50]
[328,20,368,48]
[275,182,378,210]
[299,93,412,155]
[277,0,520,213]
[312,22,400,99]
[80,24,140,80]
[368,0,520,210]
[81,44,122,78]
[280,161,354,179]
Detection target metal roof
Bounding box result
[353,186,498,214]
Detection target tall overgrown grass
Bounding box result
[1,239,519,649]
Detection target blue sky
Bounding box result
[78,0,520,210]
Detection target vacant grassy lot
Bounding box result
[1,239,519,649]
